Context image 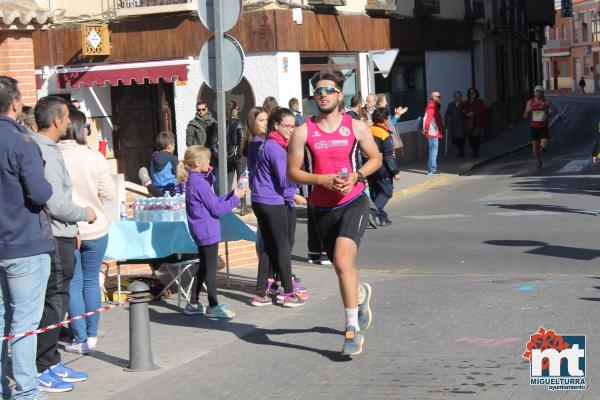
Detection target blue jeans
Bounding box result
[428,138,439,173]
[0,254,50,399]
[68,235,108,343]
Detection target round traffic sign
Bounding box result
[199,34,245,92]
[198,0,242,33]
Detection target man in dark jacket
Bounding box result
[0,76,54,400]
[367,107,401,226]
[186,101,216,147]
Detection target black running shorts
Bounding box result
[310,194,369,262]
[530,127,549,141]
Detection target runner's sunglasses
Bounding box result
[313,86,341,96]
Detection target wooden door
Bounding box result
[112,84,160,183]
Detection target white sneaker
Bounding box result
[64,340,90,355]
[87,337,98,349]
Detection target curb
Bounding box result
[390,175,454,202]
[459,105,571,176]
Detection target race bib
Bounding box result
[532,110,546,122]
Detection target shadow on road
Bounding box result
[147,303,348,362]
[484,240,600,261]
[579,277,600,302]
[489,203,599,216]
[511,177,600,196]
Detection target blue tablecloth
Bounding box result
[105,212,256,261]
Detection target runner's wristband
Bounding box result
[357,171,367,183]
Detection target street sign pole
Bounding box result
[214,0,227,195]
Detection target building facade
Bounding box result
[0,0,52,105]
[32,0,554,176]
[543,0,600,93]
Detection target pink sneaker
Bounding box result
[282,292,306,308]
[251,292,273,307]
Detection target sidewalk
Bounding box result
[50,266,391,399]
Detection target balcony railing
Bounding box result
[365,0,397,11]
[544,39,570,49]
[414,0,440,16]
[464,0,485,20]
[115,0,195,16]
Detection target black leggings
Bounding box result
[190,243,219,308]
[253,203,295,294]
[468,135,481,155]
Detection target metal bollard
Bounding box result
[124,280,159,372]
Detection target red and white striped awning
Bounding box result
[55,59,189,89]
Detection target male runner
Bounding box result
[523,86,558,168]
[287,70,382,356]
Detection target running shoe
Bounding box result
[49,363,87,383]
[292,278,307,293]
[205,304,236,318]
[282,292,306,308]
[37,370,73,393]
[341,325,364,356]
[251,292,272,307]
[183,303,205,315]
[87,336,98,349]
[358,282,373,331]
[64,340,90,355]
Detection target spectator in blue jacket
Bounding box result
[150,131,179,196]
[0,76,53,400]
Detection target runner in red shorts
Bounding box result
[523,86,558,168]
[287,70,382,356]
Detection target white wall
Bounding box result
[244,52,280,106]
[359,52,370,97]
[175,52,302,155]
[425,51,473,116]
[174,58,202,158]
[276,52,302,111]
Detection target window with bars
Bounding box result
[593,13,600,43]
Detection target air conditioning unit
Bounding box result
[307,0,347,6]
[413,0,440,16]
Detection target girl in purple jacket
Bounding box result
[177,146,246,318]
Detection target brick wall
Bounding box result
[0,32,37,105]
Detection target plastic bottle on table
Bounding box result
[120,201,128,221]
[179,194,186,221]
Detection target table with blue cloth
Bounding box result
[104,212,257,304]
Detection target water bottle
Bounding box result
[237,169,249,189]
[119,201,128,221]
[179,194,187,221]
[139,199,147,222]
[339,167,349,181]
[162,192,171,222]
[149,198,157,222]
[132,199,139,221]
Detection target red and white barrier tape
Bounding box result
[1,303,125,342]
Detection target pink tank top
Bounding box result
[305,113,365,208]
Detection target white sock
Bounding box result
[345,307,359,330]
[358,283,366,304]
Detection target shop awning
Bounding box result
[56,60,189,89]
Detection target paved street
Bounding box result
[53,96,599,400]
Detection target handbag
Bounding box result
[391,132,403,149]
